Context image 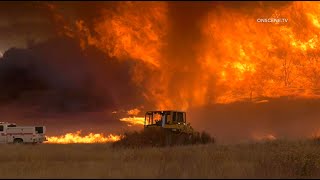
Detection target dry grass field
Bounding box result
[1,140,320,178]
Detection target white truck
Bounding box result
[0,122,47,144]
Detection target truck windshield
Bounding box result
[35,127,44,134]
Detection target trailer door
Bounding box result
[0,125,5,143]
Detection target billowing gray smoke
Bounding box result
[0,37,144,113]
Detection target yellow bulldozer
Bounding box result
[144,110,194,134]
[144,110,195,146]
[113,110,214,148]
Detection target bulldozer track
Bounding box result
[112,110,214,148]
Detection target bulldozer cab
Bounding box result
[144,110,186,127]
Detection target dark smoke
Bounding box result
[0,37,144,113]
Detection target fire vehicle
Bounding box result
[0,122,47,144]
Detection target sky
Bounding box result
[0,2,54,53]
[0,1,127,53]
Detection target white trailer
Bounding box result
[0,122,47,144]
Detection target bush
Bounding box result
[112,128,214,148]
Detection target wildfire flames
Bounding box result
[46,131,121,144]
[53,1,320,110]
[42,2,320,141]
[127,108,141,116]
[201,1,320,104]
[74,1,168,68]
[119,117,145,126]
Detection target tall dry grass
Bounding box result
[0,139,320,178]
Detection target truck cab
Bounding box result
[144,111,186,127]
[0,122,16,143]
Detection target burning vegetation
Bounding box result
[201,1,320,104]
[46,131,121,144]
[2,2,320,143]
[47,1,320,111]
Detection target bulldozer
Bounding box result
[112,110,214,148]
[143,110,195,146]
[144,110,194,134]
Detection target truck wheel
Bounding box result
[13,138,23,144]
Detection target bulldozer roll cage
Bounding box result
[144,110,187,127]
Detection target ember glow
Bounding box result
[253,133,277,141]
[310,129,320,139]
[46,131,121,144]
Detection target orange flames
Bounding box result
[119,117,145,126]
[200,1,320,104]
[74,1,168,68]
[46,131,121,144]
[252,133,277,141]
[119,108,144,126]
[127,108,141,116]
[51,2,320,110]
